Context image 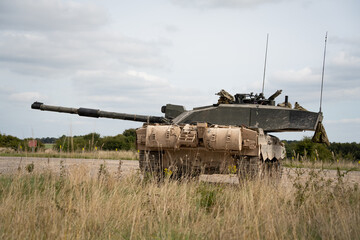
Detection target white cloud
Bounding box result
[171,0,283,8]
[88,96,133,104]
[126,70,168,84]
[323,50,360,92]
[330,36,360,49]
[164,25,179,33]
[324,87,360,100]
[73,70,169,90]
[9,92,46,102]
[267,63,360,104]
[71,69,173,110]
[69,68,212,113]
[0,0,107,31]
[0,31,166,77]
[331,51,360,68]
[271,67,320,84]
[326,118,360,124]
[267,47,360,104]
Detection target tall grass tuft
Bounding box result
[0,166,359,239]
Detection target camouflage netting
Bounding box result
[312,122,330,146]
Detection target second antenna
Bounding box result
[262,33,269,95]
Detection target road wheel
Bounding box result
[236,156,282,182]
[139,150,164,180]
[260,159,282,179]
[236,156,261,180]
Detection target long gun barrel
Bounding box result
[31,102,169,124]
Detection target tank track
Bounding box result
[139,150,282,181]
[139,150,164,178]
[236,156,282,180]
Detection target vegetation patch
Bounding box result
[0,167,358,239]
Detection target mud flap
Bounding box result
[312,122,330,146]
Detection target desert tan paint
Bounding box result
[136,123,284,159]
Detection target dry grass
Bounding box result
[283,158,360,171]
[0,150,138,161]
[0,165,359,239]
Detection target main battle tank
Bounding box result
[31,89,328,179]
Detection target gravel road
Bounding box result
[1,156,359,186]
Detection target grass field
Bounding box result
[43,144,54,150]
[0,165,359,239]
[283,158,360,171]
[0,149,139,160]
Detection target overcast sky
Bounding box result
[0,0,359,142]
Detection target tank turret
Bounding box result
[171,89,324,133]
[32,89,323,133]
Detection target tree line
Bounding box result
[53,129,136,152]
[0,133,44,151]
[0,129,136,152]
[283,138,360,161]
[1,131,359,160]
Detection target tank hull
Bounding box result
[137,123,285,178]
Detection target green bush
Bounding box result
[54,133,100,152]
[286,138,360,161]
[329,142,360,160]
[285,137,332,161]
[54,129,137,152]
[0,133,22,150]
[0,134,44,152]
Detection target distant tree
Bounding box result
[39,137,57,144]
[284,137,332,161]
[0,133,22,150]
[54,134,97,152]
[329,142,360,160]
[102,132,136,151]
[123,129,136,138]
[102,134,127,150]
[123,129,136,150]
[52,131,137,152]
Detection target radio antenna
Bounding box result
[319,32,328,113]
[262,33,269,95]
